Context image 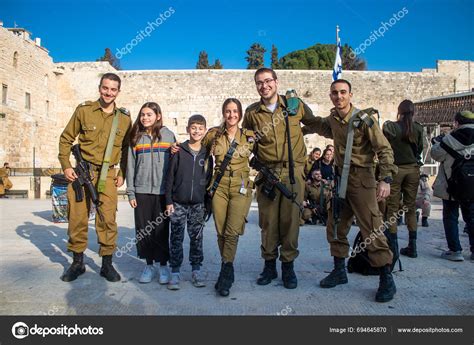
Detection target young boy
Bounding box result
[165,114,211,290]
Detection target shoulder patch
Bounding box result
[78,101,93,107]
[118,107,130,116]
[242,129,256,143]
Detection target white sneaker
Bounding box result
[441,250,464,262]
[158,265,171,284]
[139,265,155,283]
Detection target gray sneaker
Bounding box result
[139,265,155,283]
[167,273,180,290]
[441,250,464,262]
[158,265,170,285]
[191,270,206,288]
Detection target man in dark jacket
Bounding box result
[431,110,474,262]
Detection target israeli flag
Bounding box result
[332,36,342,81]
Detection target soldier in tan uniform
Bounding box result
[304,147,321,178]
[202,98,254,297]
[58,73,131,282]
[0,163,12,198]
[242,67,321,289]
[302,79,398,302]
[301,169,330,225]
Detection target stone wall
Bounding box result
[0,25,471,171]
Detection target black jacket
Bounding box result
[165,140,212,205]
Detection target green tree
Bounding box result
[211,59,223,69]
[271,44,280,69]
[278,43,366,70]
[246,43,266,69]
[96,48,121,70]
[196,51,210,69]
[341,44,367,70]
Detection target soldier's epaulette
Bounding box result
[118,107,130,116]
[246,101,261,113]
[78,101,93,107]
[357,108,378,128]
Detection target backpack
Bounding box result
[440,141,474,202]
[347,230,402,275]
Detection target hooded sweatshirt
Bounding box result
[431,123,474,200]
[126,127,176,200]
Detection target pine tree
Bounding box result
[196,51,210,69]
[212,59,223,69]
[271,44,279,69]
[96,48,121,70]
[246,43,266,69]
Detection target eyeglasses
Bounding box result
[255,78,275,87]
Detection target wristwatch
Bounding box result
[382,176,393,184]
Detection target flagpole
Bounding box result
[336,25,339,46]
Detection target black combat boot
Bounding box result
[282,261,298,289]
[400,231,417,258]
[256,259,277,285]
[386,231,399,272]
[61,252,86,282]
[215,262,225,290]
[421,217,429,227]
[100,255,121,282]
[320,257,348,288]
[375,264,397,302]
[217,262,234,297]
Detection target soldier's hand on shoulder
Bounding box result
[64,168,77,182]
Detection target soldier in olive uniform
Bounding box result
[302,79,398,302]
[383,99,424,259]
[58,73,131,282]
[202,98,254,297]
[301,169,330,225]
[242,67,321,289]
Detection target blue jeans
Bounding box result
[442,199,474,253]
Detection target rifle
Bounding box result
[327,175,345,240]
[71,144,104,222]
[250,157,303,213]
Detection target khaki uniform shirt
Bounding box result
[302,105,396,179]
[242,95,320,166]
[58,100,131,177]
[203,127,255,174]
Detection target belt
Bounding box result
[86,161,116,170]
[335,165,373,176]
[222,170,249,177]
[263,162,304,169]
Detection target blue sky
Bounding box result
[2,0,473,71]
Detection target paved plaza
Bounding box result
[0,198,472,316]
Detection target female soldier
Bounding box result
[203,98,254,297]
[383,99,424,259]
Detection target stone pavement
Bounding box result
[0,198,472,316]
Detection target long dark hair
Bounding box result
[210,98,243,156]
[130,102,163,147]
[397,99,416,143]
